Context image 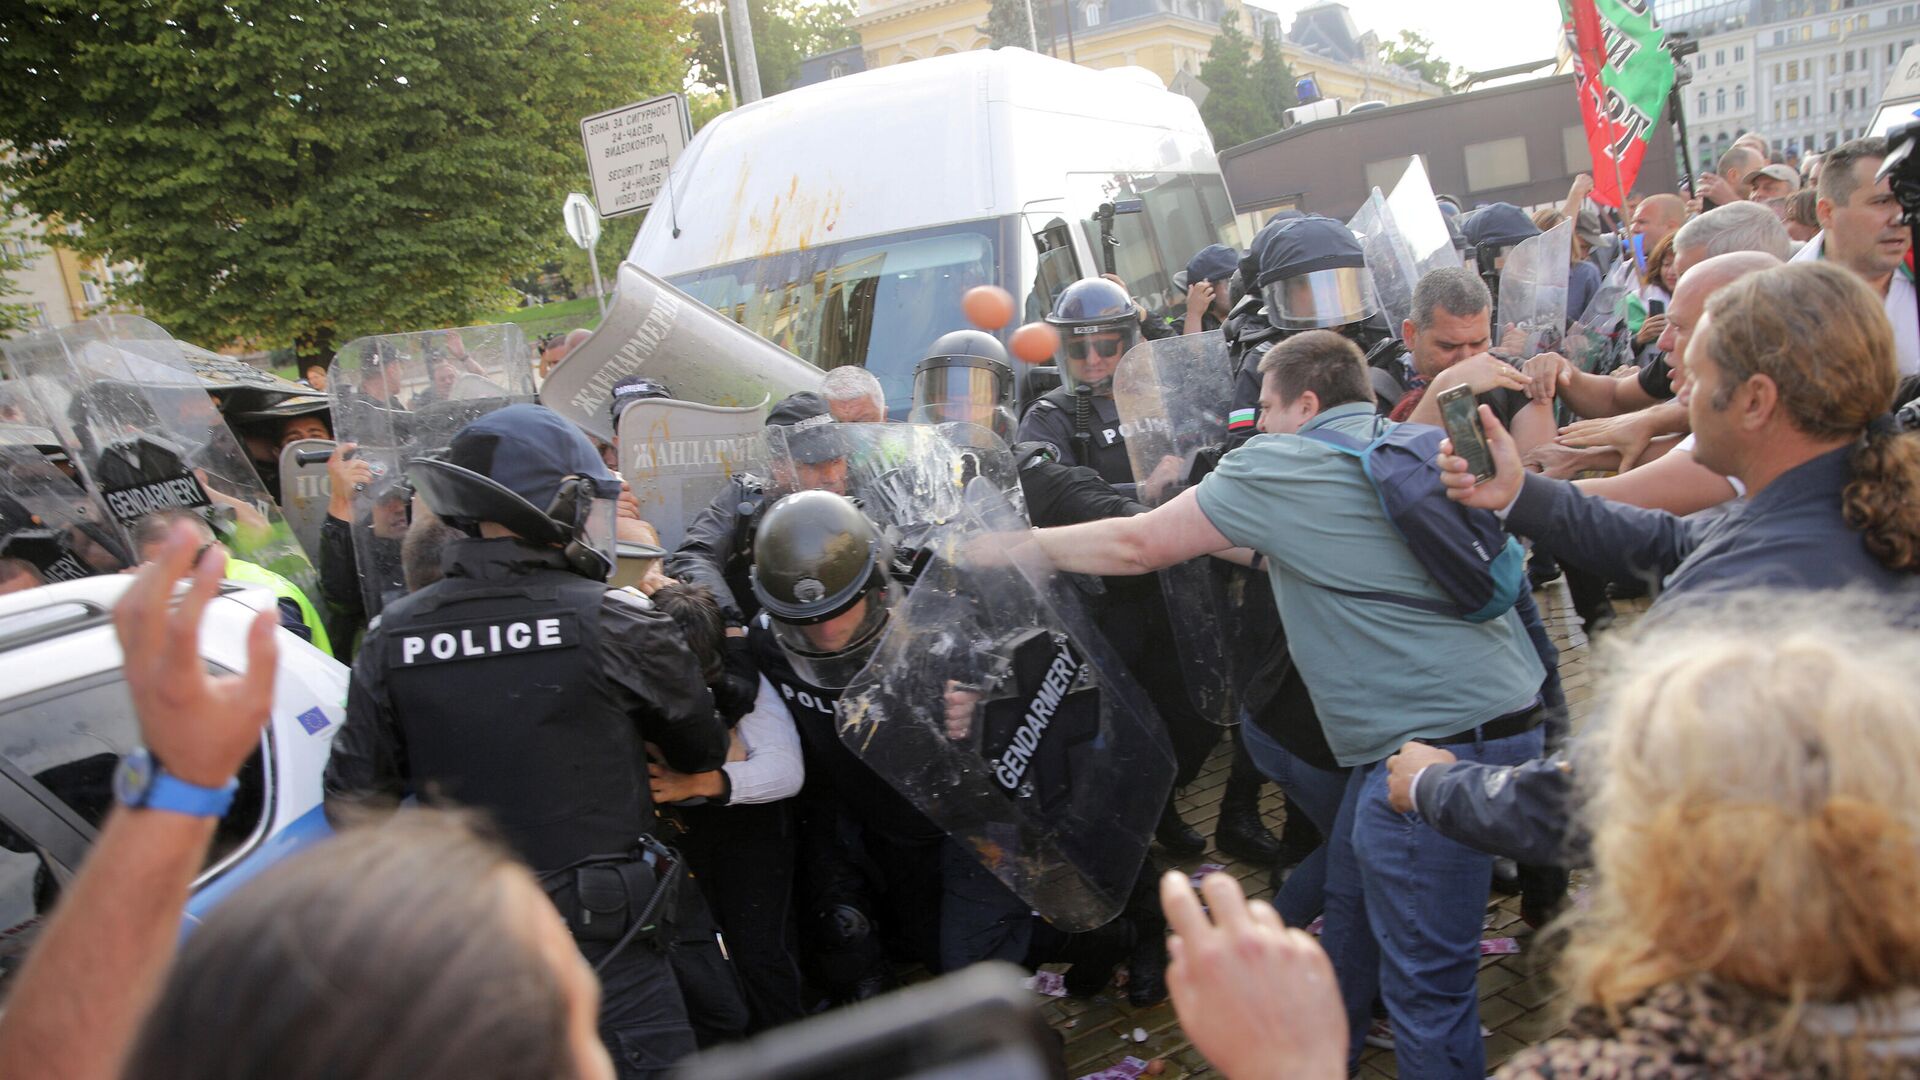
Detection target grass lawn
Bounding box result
[490,296,603,330]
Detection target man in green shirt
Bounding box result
[1012,330,1545,1078]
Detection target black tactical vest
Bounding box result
[377,540,653,870]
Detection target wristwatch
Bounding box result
[114,748,237,817]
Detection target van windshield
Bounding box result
[668,220,1008,418]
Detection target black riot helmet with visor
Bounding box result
[1256,215,1380,332]
[751,490,896,689]
[1044,278,1138,396]
[908,330,1017,441]
[406,403,635,582]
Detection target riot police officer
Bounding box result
[666,391,848,631]
[1457,201,1542,310]
[747,490,1140,1000]
[1015,278,1142,490]
[1226,215,1411,448]
[323,403,738,1079]
[909,330,1018,441]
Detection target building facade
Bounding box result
[845,0,1438,115]
[1669,0,1920,166]
[1,202,120,335]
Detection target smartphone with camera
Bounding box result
[1437,384,1495,483]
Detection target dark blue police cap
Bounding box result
[1458,203,1540,251]
[446,403,617,509]
[1185,243,1240,285]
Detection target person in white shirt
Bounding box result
[1789,135,1920,377]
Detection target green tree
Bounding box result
[0,0,688,370]
[0,211,32,338]
[1198,11,1275,151]
[983,0,1052,51]
[1253,24,1297,124]
[1380,30,1462,91]
[692,0,858,97]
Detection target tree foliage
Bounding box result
[1380,30,1461,91]
[1199,11,1282,152]
[0,0,689,368]
[1253,24,1298,124]
[691,0,858,97]
[0,212,33,339]
[983,0,1052,51]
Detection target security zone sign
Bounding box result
[579,93,692,218]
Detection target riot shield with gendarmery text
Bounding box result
[1,316,316,595]
[1112,330,1246,727]
[329,324,534,617]
[277,438,337,565]
[836,479,1174,931]
[617,398,768,551]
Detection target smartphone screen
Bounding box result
[1437,385,1495,483]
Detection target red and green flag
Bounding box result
[1560,0,1676,208]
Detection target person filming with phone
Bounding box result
[1000,329,1549,1078]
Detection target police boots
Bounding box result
[1212,737,1282,863]
[1155,802,1206,857]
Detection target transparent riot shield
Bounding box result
[329,324,533,617]
[0,317,315,593]
[835,479,1175,931]
[1385,158,1463,281]
[1347,189,1421,339]
[277,439,337,564]
[0,441,129,581]
[539,263,823,443]
[764,422,1026,547]
[1562,280,1634,376]
[1497,219,1573,360]
[616,398,768,551]
[1111,331,1243,727]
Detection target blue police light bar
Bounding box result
[1296,75,1322,105]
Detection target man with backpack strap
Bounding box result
[1005,329,1547,1080]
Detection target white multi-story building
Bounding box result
[1666,0,1920,168]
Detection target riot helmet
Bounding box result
[1458,203,1540,275]
[765,392,850,496]
[1044,278,1138,396]
[751,490,897,689]
[908,330,1016,440]
[407,403,634,581]
[1257,216,1379,331]
[1238,211,1304,300]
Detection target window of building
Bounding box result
[1846,88,1856,108]
[1699,91,1709,114]
[1717,87,1727,112]
[1846,49,1855,71]
[1716,48,1725,65]
[1736,84,1747,109]
[1831,90,1838,112]
[1735,45,1746,61]
[1788,98,1801,118]
[1894,44,1901,65]
[1775,62,1784,81]
[1829,53,1839,75]
[1560,125,1594,174]
[80,281,101,305]
[1084,2,1099,26]
[31,302,49,330]
[1775,100,1784,121]
[1775,29,1786,45]
[1463,136,1530,193]
[1788,60,1800,80]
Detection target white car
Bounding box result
[0,575,348,993]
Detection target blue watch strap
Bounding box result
[144,771,238,818]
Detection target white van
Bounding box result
[627,48,1242,413]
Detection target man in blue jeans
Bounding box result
[1015,329,1546,1078]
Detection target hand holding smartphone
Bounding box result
[1436,384,1496,483]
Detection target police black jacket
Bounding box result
[324,537,728,870]
[1015,390,1133,488]
[666,474,770,627]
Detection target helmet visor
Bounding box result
[1056,322,1138,395]
[576,492,618,581]
[769,583,894,689]
[911,364,1005,421]
[1262,268,1379,330]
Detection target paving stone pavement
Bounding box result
[1039,580,1651,1079]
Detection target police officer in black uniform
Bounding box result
[1016,279,1272,864]
[747,490,1140,1002]
[909,330,1019,441]
[666,391,847,631]
[323,403,738,1079]
[1163,243,1240,337]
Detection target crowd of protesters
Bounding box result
[0,130,1918,1080]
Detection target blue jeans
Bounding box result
[1239,720,1348,927]
[1321,724,1544,1080]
